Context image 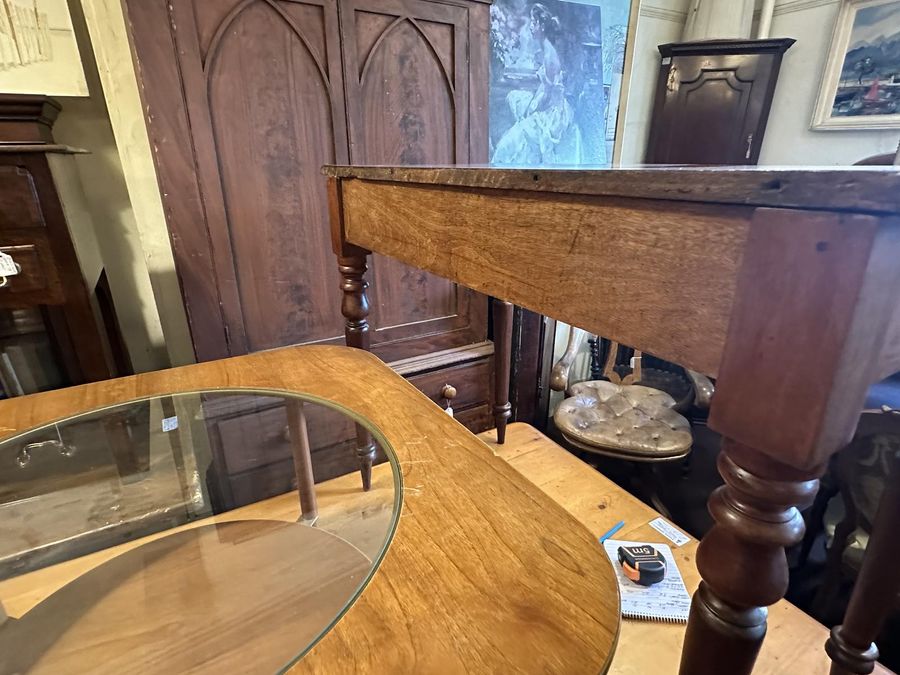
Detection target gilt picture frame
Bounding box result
[811,0,900,130]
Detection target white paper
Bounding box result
[603,539,691,623]
[161,416,179,432]
[648,516,691,547]
[0,252,19,277]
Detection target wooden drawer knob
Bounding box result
[441,384,457,400]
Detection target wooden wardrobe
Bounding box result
[122,0,492,502]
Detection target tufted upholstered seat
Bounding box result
[554,380,693,461]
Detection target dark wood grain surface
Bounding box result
[126,0,491,363]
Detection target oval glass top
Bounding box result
[0,390,400,674]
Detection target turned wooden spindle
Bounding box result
[680,440,821,673]
[492,299,513,444]
[286,399,318,523]
[330,178,377,490]
[826,452,900,675]
[336,251,377,490]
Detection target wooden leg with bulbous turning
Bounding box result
[492,299,513,444]
[825,453,900,675]
[679,441,821,674]
[336,251,376,490]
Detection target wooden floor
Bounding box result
[478,423,892,675]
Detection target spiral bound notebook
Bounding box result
[602,539,691,623]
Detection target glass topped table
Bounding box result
[0,346,620,674]
[0,390,400,674]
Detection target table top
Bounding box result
[0,346,621,673]
[0,389,400,673]
[324,164,900,214]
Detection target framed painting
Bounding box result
[812,0,900,130]
[0,0,87,96]
[489,0,636,166]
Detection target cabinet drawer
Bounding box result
[212,397,355,476]
[407,357,492,412]
[0,240,64,305]
[0,166,44,230]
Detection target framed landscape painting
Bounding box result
[812,0,900,130]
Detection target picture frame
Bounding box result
[811,0,900,130]
[488,0,637,166]
[0,0,88,97]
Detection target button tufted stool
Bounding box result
[550,331,714,516]
[554,380,693,462]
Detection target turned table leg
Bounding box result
[287,399,318,524]
[337,250,377,490]
[825,453,900,675]
[492,300,513,444]
[679,440,821,674]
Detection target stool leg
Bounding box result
[492,300,513,444]
[825,456,900,674]
[287,400,318,524]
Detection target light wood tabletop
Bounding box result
[0,346,620,673]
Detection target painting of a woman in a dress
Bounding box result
[491,4,579,165]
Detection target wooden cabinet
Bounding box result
[123,0,492,502]
[125,0,489,363]
[0,96,125,392]
[645,39,794,165]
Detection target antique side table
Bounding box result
[325,164,900,675]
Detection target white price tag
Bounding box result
[162,416,179,432]
[444,406,454,418]
[0,252,19,277]
[648,517,691,547]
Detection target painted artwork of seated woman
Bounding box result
[491,3,583,166]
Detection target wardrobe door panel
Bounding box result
[340,0,487,361]
[127,0,349,357]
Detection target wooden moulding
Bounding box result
[339,178,753,377]
[0,346,620,673]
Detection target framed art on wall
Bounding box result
[0,0,87,96]
[489,0,635,166]
[812,0,900,130]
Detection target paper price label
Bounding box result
[0,252,20,277]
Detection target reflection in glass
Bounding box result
[0,391,400,674]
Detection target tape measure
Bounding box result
[617,544,667,586]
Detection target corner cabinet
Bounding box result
[645,38,794,165]
[122,0,492,502]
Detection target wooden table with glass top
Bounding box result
[0,346,620,674]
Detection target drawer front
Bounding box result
[407,357,492,412]
[0,166,44,230]
[0,238,64,305]
[208,356,494,509]
[213,397,355,476]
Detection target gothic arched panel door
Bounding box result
[339,0,490,362]
[125,0,489,365]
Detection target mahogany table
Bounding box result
[325,164,900,675]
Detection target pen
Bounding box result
[598,520,625,543]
